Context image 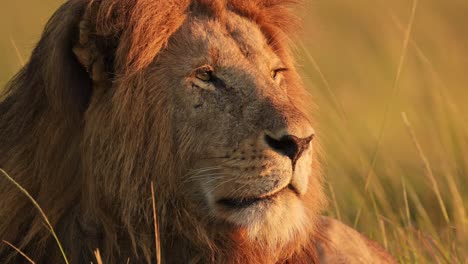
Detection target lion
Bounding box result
[0,0,397,263]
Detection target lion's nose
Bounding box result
[264,133,314,165]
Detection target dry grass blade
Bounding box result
[93,249,103,264]
[353,208,362,229]
[328,182,342,221]
[0,168,70,264]
[379,218,388,250]
[354,0,418,226]
[9,36,24,66]
[151,182,161,264]
[364,0,419,191]
[401,176,412,229]
[401,112,450,224]
[2,240,36,264]
[299,41,348,120]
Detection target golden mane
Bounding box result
[89,0,301,75]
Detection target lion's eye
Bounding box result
[196,68,213,82]
[196,71,211,82]
[271,68,288,80]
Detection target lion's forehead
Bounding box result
[181,12,277,66]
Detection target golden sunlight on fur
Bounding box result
[0,0,396,263]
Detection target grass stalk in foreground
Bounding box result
[2,240,35,264]
[0,168,69,264]
[151,182,161,264]
[94,249,103,264]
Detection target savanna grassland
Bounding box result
[1,1,467,263]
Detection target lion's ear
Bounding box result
[72,3,114,85]
[72,20,108,83]
[72,0,193,82]
[17,1,95,123]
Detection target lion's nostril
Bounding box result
[264,134,314,165]
[265,135,298,160]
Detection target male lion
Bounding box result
[0,0,396,263]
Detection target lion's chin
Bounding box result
[212,189,308,245]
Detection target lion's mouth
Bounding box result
[217,184,299,209]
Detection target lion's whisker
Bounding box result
[209,177,238,192]
[185,171,221,179]
[183,167,223,178]
[187,166,223,174]
[184,173,227,183]
[187,173,225,179]
[186,173,226,181]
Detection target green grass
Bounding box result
[1,0,467,263]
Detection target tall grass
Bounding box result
[1,0,467,263]
[298,0,468,262]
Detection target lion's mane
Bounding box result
[0,1,324,263]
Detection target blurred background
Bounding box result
[1,0,467,263]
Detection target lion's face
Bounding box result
[151,13,316,242]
